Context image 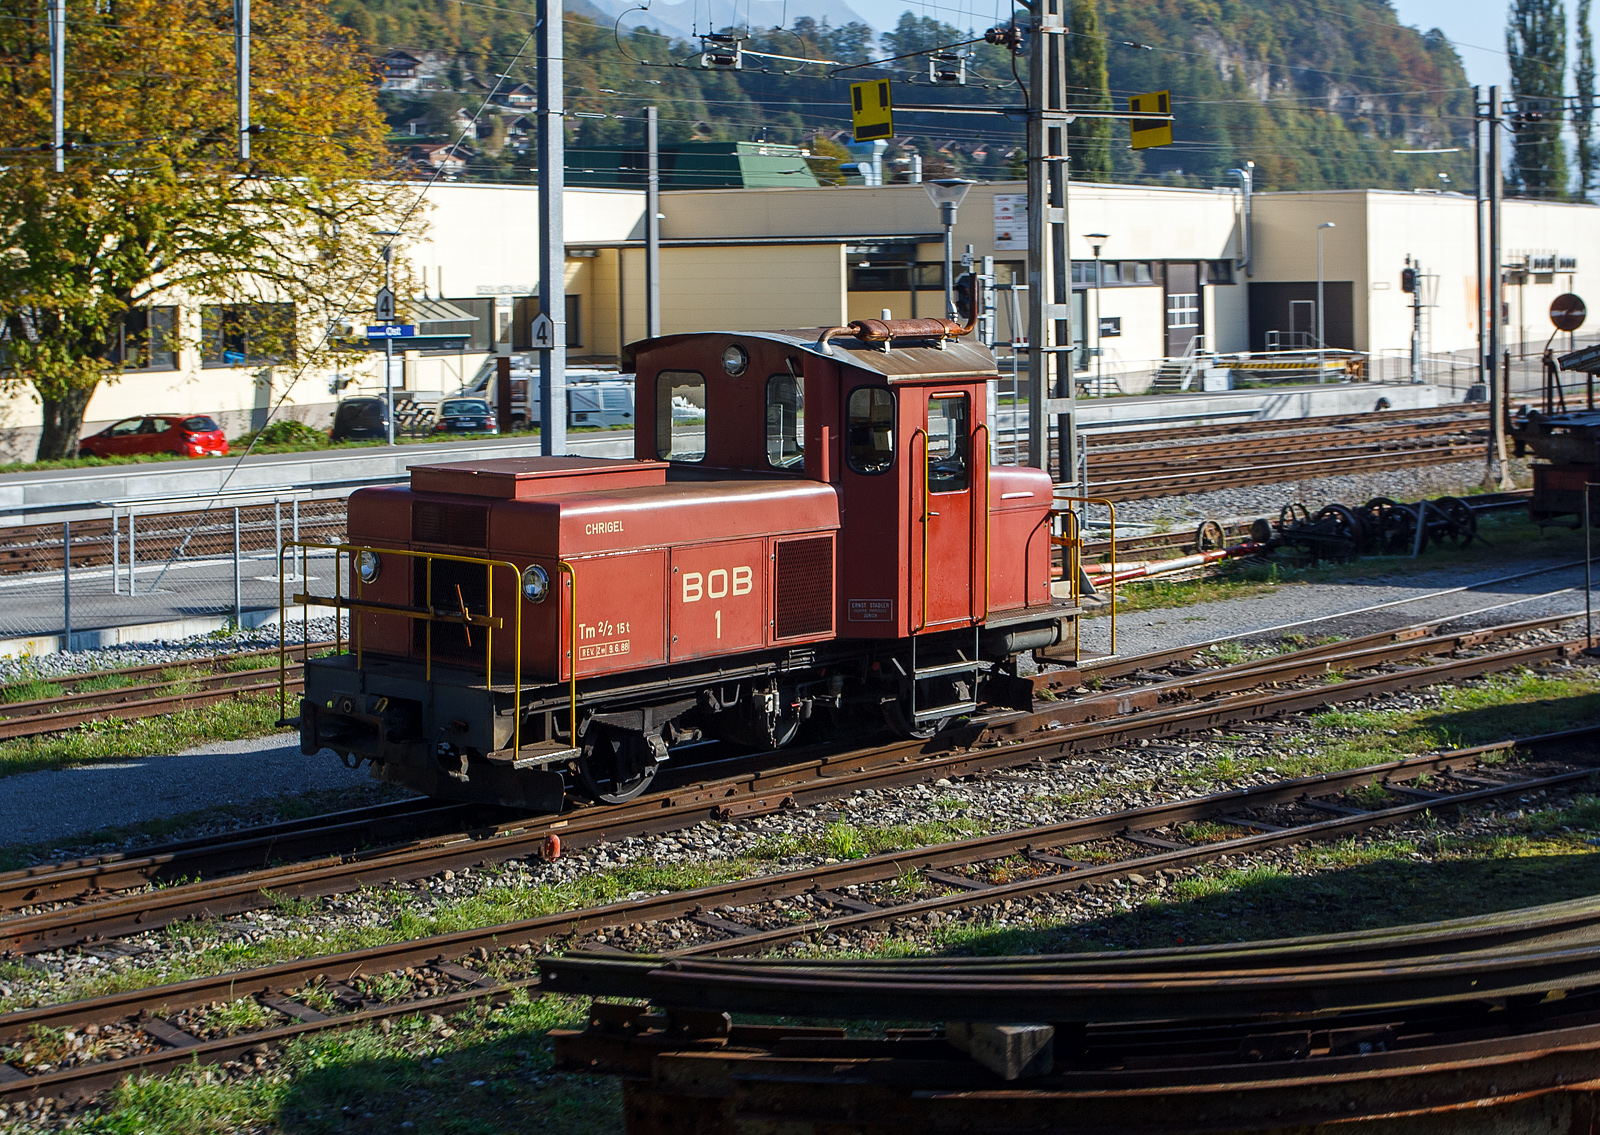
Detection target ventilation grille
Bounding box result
[774,537,834,639]
[413,500,487,547]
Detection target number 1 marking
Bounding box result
[715,610,722,639]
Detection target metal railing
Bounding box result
[1052,497,1117,658]
[278,541,580,758]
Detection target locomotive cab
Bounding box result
[296,319,1079,809]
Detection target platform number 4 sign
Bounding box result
[530,312,558,351]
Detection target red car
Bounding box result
[79,415,230,459]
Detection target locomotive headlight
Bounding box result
[520,563,551,603]
[355,549,381,584]
[720,343,749,376]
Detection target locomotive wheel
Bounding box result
[882,694,949,740]
[575,725,659,804]
[1361,497,1414,555]
[1433,496,1477,545]
[1312,503,1366,559]
[1278,503,1309,531]
[1194,519,1226,552]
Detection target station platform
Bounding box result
[1075,381,1445,435]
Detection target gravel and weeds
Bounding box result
[1,643,1595,1132]
[0,692,288,780]
[1093,509,1582,618]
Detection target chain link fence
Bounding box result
[0,498,348,644]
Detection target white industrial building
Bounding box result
[1,177,1595,459]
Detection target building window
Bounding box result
[1166,293,1200,329]
[846,386,894,474]
[110,306,177,371]
[656,370,704,462]
[201,303,294,366]
[765,373,804,470]
[444,298,496,351]
[512,296,582,349]
[1207,260,1235,285]
[1072,261,1156,287]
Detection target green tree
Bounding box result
[0,0,412,460]
[1066,0,1112,182]
[880,13,961,60]
[1507,0,1569,197]
[805,134,851,185]
[1577,0,1596,198]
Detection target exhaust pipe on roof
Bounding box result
[1228,162,1254,278]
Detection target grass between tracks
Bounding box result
[7,669,1600,1131]
[0,692,288,780]
[1092,508,1583,617]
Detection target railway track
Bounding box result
[0,609,1581,956]
[0,408,1497,577]
[0,722,1591,1108]
[0,642,334,741]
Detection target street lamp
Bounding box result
[1086,233,1109,393]
[924,178,976,318]
[376,230,401,445]
[1317,221,1336,379]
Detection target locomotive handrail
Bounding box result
[278,541,527,756]
[1052,497,1117,655]
[971,422,990,621]
[910,427,929,632]
[559,560,578,749]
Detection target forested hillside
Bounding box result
[341,0,1476,191]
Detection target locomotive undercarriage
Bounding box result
[300,608,1072,809]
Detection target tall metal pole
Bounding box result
[1475,86,1489,399]
[1488,85,1512,488]
[1316,222,1333,376]
[1025,0,1077,490]
[383,245,396,446]
[62,520,71,646]
[645,105,661,339]
[235,0,250,161]
[1409,256,1422,384]
[48,0,64,173]
[941,209,957,317]
[536,0,568,456]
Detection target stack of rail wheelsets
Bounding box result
[1260,494,1480,562]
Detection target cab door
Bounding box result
[916,391,975,628]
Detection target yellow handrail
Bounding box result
[971,421,990,621]
[280,541,528,755]
[559,560,577,746]
[909,426,929,632]
[1052,496,1118,656]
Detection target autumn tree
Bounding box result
[0,0,413,459]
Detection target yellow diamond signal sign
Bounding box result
[1129,90,1172,150]
[851,80,893,142]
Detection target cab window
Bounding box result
[765,373,804,469]
[926,395,970,493]
[655,370,705,462]
[846,387,894,474]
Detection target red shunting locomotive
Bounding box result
[298,318,1081,809]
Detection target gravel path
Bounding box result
[0,617,343,685]
[0,733,377,849]
[1080,556,1590,657]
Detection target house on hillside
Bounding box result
[495,82,536,109]
[379,49,453,92]
[410,142,471,174]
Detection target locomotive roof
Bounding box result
[624,329,998,382]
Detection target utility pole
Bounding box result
[236,0,250,161]
[1475,86,1489,400]
[645,105,661,339]
[1487,85,1512,488]
[1407,256,1422,384]
[1025,0,1078,491]
[48,0,64,173]
[535,0,567,455]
